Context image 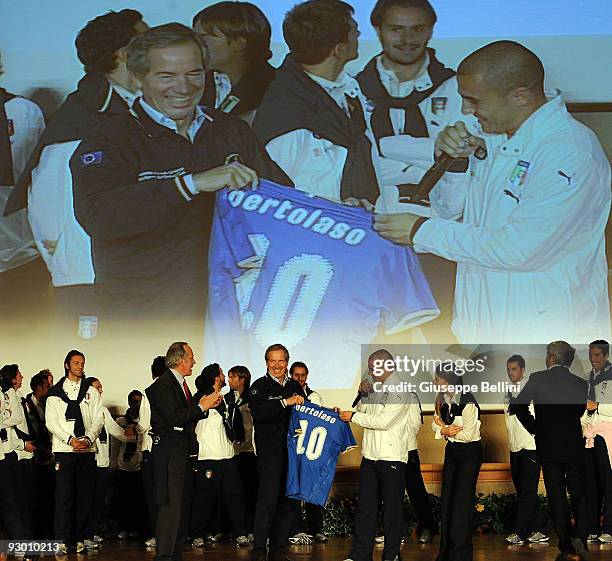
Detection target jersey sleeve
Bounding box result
[378,243,440,334]
[339,421,357,453]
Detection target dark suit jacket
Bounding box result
[145,369,205,504]
[249,374,306,459]
[510,365,587,463]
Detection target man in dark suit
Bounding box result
[145,341,221,561]
[511,341,590,560]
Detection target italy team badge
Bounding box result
[508,160,530,190]
[431,97,448,115]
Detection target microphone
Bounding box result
[400,146,487,205]
[351,392,362,408]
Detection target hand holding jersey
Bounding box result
[192,160,259,193]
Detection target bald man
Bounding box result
[374,40,611,344]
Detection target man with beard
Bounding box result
[357,0,471,327]
[45,350,104,554]
[357,0,468,189]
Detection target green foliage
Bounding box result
[322,492,550,537]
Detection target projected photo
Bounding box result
[0,1,610,395]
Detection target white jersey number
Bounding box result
[295,419,328,461]
[234,234,333,347]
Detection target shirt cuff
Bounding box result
[174,174,197,201]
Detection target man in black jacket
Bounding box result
[193,1,276,123]
[145,341,221,561]
[70,23,290,323]
[511,341,590,560]
[249,343,306,561]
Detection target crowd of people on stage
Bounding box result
[0,338,610,561]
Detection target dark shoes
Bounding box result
[571,538,593,561]
[417,528,435,544]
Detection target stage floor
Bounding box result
[45,535,611,560]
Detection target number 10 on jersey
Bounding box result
[295,419,328,460]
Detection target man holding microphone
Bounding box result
[373,40,611,345]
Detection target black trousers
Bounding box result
[436,441,482,561]
[510,449,546,539]
[87,466,109,538]
[190,457,247,538]
[116,469,148,536]
[237,452,258,534]
[54,452,96,544]
[405,449,436,533]
[0,453,28,539]
[16,458,35,537]
[595,436,612,534]
[292,502,324,536]
[33,462,55,539]
[541,460,588,553]
[252,454,300,558]
[141,450,157,536]
[350,458,406,561]
[154,443,192,561]
[585,436,612,535]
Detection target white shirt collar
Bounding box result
[170,368,186,389]
[109,80,139,107]
[375,53,432,95]
[305,70,362,114]
[139,98,208,142]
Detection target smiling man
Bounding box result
[70,23,289,324]
[374,40,611,344]
[357,0,467,187]
[249,344,305,561]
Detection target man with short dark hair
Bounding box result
[253,0,381,206]
[512,341,590,560]
[71,23,289,322]
[339,349,417,561]
[374,40,611,344]
[145,342,222,561]
[5,10,147,329]
[25,370,54,538]
[249,343,306,561]
[582,339,612,544]
[504,354,548,545]
[193,1,275,123]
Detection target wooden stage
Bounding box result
[46,535,611,560]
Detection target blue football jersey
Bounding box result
[204,180,439,388]
[286,403,356,507]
